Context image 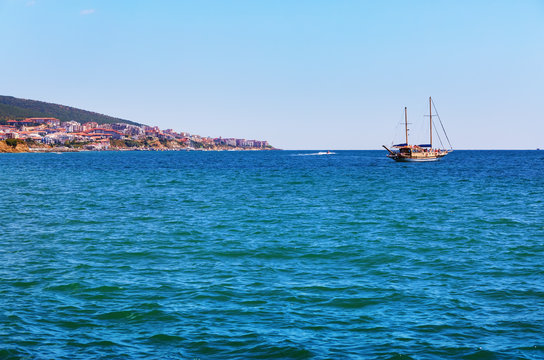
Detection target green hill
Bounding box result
[0,95,141,126]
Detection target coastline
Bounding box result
[0,139,278,153]
[1,117,275,154]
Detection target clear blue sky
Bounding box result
[1,0,543,149]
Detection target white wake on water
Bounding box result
[293,151,336,156]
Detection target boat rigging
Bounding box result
[383,97,452,162]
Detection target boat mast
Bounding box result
[404,107,408,146]
[429,97,432,148]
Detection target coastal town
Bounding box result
[0,117,273,152]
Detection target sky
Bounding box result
[1,0,543,149]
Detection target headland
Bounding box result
[0,96,275,153]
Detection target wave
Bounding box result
[292,151,336,156]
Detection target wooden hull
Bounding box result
[387,152,448,162]
[392,156,443,162]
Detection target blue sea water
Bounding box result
[0,150,543,360]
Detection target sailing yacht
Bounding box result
[383,97,452,162]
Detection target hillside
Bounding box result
[0,95,141,126]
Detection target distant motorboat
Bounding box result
[383,97,452,162]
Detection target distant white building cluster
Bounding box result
[0,117,270,150]
[214,138,268,148]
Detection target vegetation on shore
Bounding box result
[0,95,140,126]
[0,139,29,153]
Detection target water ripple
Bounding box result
[1,150,543,359]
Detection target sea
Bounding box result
[1,150,543,360]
